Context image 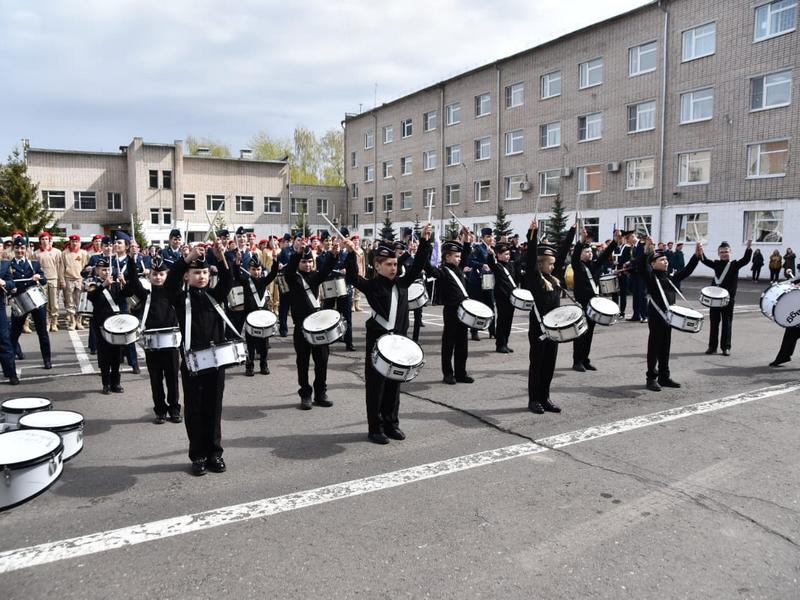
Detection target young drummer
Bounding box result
[343,225,432,444]
[701,240,752,356]
[234,254,279,376]
[8,237,52,369]
[284,241,336,409]
[638,237,702,391]
[126,255,181,423]
[86,256,126,393]
[487,241,517,354]
[769,275,800,367]
[165,240,232,476]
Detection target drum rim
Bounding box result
[303,310,342,333]
[19,410,84,433]
[668,305,703,318]
[142,327,181,335]
[459,299,493,318]
[1,397,52,413]
[103,314,139,334]
[375,334,425,367]
[246,310,278,327]
[543,305,584,327]
[0,430,64,470]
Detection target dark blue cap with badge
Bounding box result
[481,227,493,237]
[150,256,168,272]
[95,257,110,268]
[236,226,246,236]
[112,230,131,242]
[169,229,181,239]
[300,247,314,260]
[537,244,557,257]
[374,243,395,258]
[216,229,230,238]
[443,241,462,254]
[13,236,26,247]
[247,255,261,268]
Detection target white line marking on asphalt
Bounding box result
[68,330,95,374]
[0,381,797,574]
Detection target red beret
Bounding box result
[38,231,52,239]
[69,234,81,241]
[92,234,104,240]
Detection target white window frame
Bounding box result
[540,72,561,99]
[682,22,716,61]
[751,70,792,111]
[744,210,784,243]
[42,190,66,210]
[150,208,160,225]
[400,191,413,211]
[475,92,491,117]
[629,41,657,76]
[538,170,560,197]
[206,194,224,211]
[578,112,603,142]
[504,129,524,155]
[401,155,413,176]
[290,197,308,216]
[316,198,328,215]
[73,191,97,211]
[264,196,281,214]
[577,164,602,194]
[183,193,196,212]
[235,195,254,214]
[445,102,461,126]
[423,188,436,209]
[382,160,393,179]
[401,118,413,138]
[445,184,460,205]
[626,157,655,190]
[364,196,374,214]
[162,208,172,225]
[503,175,524,201]
[474,137,491,161]
[579,57,603,89]
[539,122,561,149]
[754,0,797,42]
[628,101,656,133]
[506,82,524,107]
[383,125,393,144]
[364,164,374,182]
[107,192,122,212]
[364,129,374,149]
[747,139,789,178]
[382,193,393,212]
[680,87,714,123]
[423,110,437,132]
[474,180,491,203]
[676,213,709,243]
[625,215,653,238]
[445,144,461,167]
[423,150,437,171]
[678,150,712,186]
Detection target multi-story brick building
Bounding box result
[24,137,346,244]
[344,0,799,260]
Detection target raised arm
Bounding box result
[673,243,703,283]
[734,245,753,270]
[400,233,432,286]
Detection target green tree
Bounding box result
[132,210,149,249]
[380,215,396,241]
[185,135,232,157]
[250,131,293,162]
[293,126,321,185]
[549,194,568,246]
[294,212,311,237]
[493,205,513,240]
[0,149,55,236]
[319,129,344,186]
[446,216,460,240]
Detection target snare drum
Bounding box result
[185,341,247,373]
[542,305,588,342]
[19,410,85,461]
[78,291,94,315]
[457,299,493,330]
[510,288,534,311]
[1,397,52,432]
[760,281,800,327]
[276,273,290,294]
[586,297,620,326]
[481,272,495,291]
[244,310,278,338]
[302,309,346,345]
[320,278,347,300]
[101,314,141,345]
[128,278,152,310]
[0,429,64,511]
[408,281,429,310]
[699,286,730,308]
[598,274,620,296]
[228,286,245,310]
[371,334,425,382]
[665,305,704,333]
[10,285,48,317]
[141,327,182,350]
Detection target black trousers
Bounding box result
[441,305,468,379]
[364,331,400,434]
[646,305,672,381]
[528,328,558,406]
[770,268,781,282]
[495,297,514,350]
[322,289,353,346]
[572,301,596,365]
[146,348,180,417]
[412,308,423,342]
[0,301,17,378]
[11,305,51,363]
[708,302,735,351]
[751,267,762,282]
[245,333,269,366]
[293,327,329,399]
[469,289,495,337]
[278,292,291,335]
[91,320,121,386]
[617,275,629,315]
[774,327,800,362]
[181,364,225,461]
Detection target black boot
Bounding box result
[245,361,255,377]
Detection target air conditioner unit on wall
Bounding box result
[519,180,532,192]
[607,162,621,172]
[561,167,572,177]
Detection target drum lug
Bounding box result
[49,456,57,475]
[78,425,84,443]
[3,465,10,486]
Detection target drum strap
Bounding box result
[651,277,689,320]
[102,289,120,314]
[446,267,468,300]
[499,264,516,290]
[583,264,599,295]
[529,298,548,341]
[371,285,398,332]
[299,275,320,309]
[141,288,152,329]
[184,292,244,352]
[249,279,268,309]
[713,261,731,286]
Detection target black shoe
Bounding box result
[102,385,111,395]
[658,378,681,388]
[646,379,662,392]
[89,349,96,355]
[300,396,312,410]
[207,456,226,473]
[583,362,597,371]
[572,363,586,372]
[507,347,514,353]
[245,364,255,377]
[153,415,166,425]
[443,375,457,385]
[721,349,730,356]
[528,402,544,414]
[384,428,406,440]
[704,348,716,355]
[541,400,562,413]
[345,344,356,351]
[43,360,52,370]
[16,352,25,360]
[456,375,474,384]
[131,366,140,375]
[260,363,269,375]
[9,376,20,385]
[769,358,790,367]
[368,432,390,445]
[169,413,183,423]
[496,346,511,354]
[471,333,480,341]
[314,395,333,407]
[191,459,207,476]
[489,333,495,339]
[110,385,124,393]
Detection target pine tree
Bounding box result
[210,213,227,240]
[446,216,460,240]
[549,194,568,246]
[493,205,513,240]
[132,210,149,249]
[294,212,312,237]
[0,150,55,236]
[380,215,395,241]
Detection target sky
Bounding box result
[0,0,649,156]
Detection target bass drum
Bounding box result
[760,281,800,327]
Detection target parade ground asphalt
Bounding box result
[1,277,798,599]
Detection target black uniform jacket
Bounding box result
[571,240,617,305]
[125,259,178,330]
[284,252,335,324]
[637,243,700,312]
[234,261,279,313]
[428,242,471,307]
[525,229,562,338]
[700,248,752,299]
[487,253,517,302]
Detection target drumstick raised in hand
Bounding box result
[421,223,432,240]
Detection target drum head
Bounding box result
[376,335,423,367]
[773,288,800,326]
[20,410,84,432]
[2,397,51,413]
[701,286,729,299]
[462,299,493,318]
[0,429,61,468]
[103,314,139,334]
[670,305,703,319]
[589,297,619,315]
[600,275,616,282]
[408,282,426,301]
[511,288,533,302]
[303,309,341,332]
[247,310,277,328]
[542,305,583,327]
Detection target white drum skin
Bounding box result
[101,314,141,345]
[598,275,620,296]
[457,299,493,330]
[1,397,52,431]
[481,273,495,291]
[371,334,425,382]
[408,282,429,310]
[760,281,800,327]
[320,278,347,300]
[228,286,245,310]
[542,305,588,342]
[0,429,64,511]
[185,341,247,373]
[666,305,704,333]
[141,327,182,350]
[510,288,534,311]
[244,310,278,338]
[699,286,730,308]
[10,286,48,316]
[302,309,346,345]
[19,410,85,461]
[586,297,620,326]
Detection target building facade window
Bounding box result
[628,101,656,132]
[755,0,797,41]
[423,188,436,208]
[625,215,652,238]
[445,102,461,126]
[629,41,657,76]
[578,112,603,141]
[150,208,159,225]
[680,88,714,122]
[582,217,600,243]
[235,195,254,213]
[745,210,783,242]
[162,209,172,225]
[676,213,709,242]
[107,192,122,211]
[148,170,158,188]
[42,190,65,210]
[578,165,602,194]
[747,140,789,177]
[504,175,524,200]
[162,170,172,190]
[401,118,413,138]
[626,158,655,190]
[678,150,711,185]
[423,110,437,131]
[400,191,412,210]
[206,194,224,211]
[445,144,461,166]
[540,72,561,99]
[423,150,437,170]
[382,160,393,178]
[475,92,491,117]
[579,57,603,88]
[445,184,460,205]
[73,191,96,211]
[290,197,308,215]
[351,214,359,229]
[351,151,357,167]
[364,129,374,149]
[539,122,561,148]
[474,180,491,203]
[506,82,524,107]
[401,155,413,175]
[351,183,359,198]
[474,137,491,161]
[364,164,374,182]
[383,125,393,144]
[505,129,524,155]
[364,196,374,214]
[382,193,393,212]
[183,194,196,211]
[316,198,328,215]
[265,196,281,213]
[682,23,716,61]
[751,70,792,110]
[539,170,560,197]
